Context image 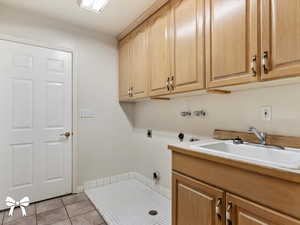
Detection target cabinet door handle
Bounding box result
[166,77,170,91]
[128,88,131,97]
[226,202,233,225]
[251,55,257,76]
[169,76,175,91]
[130,87,133,97]
[215,198,222,221]
[262,51,269,74]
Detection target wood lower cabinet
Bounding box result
[171,0,205,93]
[173,172,225,225]
[226,193,300,225]
[171,147,300,225]
[148,3,173,96]
[205,0,259,88]
[172,172,300,225]
[261,0,300,80]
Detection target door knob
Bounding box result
[60,132,71,138]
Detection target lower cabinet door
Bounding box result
[172,172,225,225]
[226,193,300,225]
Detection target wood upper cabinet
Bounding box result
[205,0,259,88]
[226,193,300,225]
[131,23,149,99]
[148,3,173,96]
[119,23,149,101]
[172,0,205,93]
[261,0,300,80]
[119,36,132,101]
[173,172,225,225]
[119,0,300,101]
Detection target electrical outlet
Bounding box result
[261,106,272,121]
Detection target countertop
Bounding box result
[168,138,300,184]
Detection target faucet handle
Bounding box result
[233,137,244,144]
[248,126,255,132]
[248,126,266,145]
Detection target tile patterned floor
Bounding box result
[0,193,107,225]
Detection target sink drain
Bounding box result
[149,210,158,216]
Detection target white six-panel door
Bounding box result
[0,40,72,209]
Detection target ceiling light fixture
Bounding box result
[78,0,110,13]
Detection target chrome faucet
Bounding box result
[245,127,285,150]
[248,127,266,145]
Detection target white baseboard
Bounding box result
[81,172,171,199]
[76,185,84,193]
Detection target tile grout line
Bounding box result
[1,211,4,225]
[65,207,73,225]
[37,198,71,225]
[61,197,97,224]
[35,204,37,225]
[61,198,73,225]
[64,198,96,219]
[65,195,105,225]
[84,194,107,224]
[85,196,110,225]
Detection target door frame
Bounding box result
[0,33,79,194]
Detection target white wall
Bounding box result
[2,5,300,193]
[133,83,300,188]
[131,130,174,189]
[0,5,135,186]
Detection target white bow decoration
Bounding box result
[5,196,30,216]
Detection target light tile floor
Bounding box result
[0,193,107,225]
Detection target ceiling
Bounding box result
[0,0,157,36]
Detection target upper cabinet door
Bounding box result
[206,0,259,88]
[261,0,300,80]
[172,0,205,93]
[119,37,132,101]
[131,24,149,99]
[149,3,173,96]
